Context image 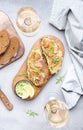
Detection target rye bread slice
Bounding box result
[0,36,19,65]
[0,30,9,55]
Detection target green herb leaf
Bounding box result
[34,67,40,73]
[31,65,40,73]
[49,66,54,70]
[47,44,54,53]
[56,76,64,84]
[26,110,38,117]
[52,57,59,63]
[18,73,28,77]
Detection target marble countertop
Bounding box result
[0,0,83,130]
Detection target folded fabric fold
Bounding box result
[49,0,83,109]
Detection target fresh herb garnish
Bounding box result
[52,57,59,63]
[34,67,40,73]
[49,66,54,70]
[26,110,38,117]
[31,65,40,73]
[47,44,54,53]
[56,76,64,84]
[18,73,28,77]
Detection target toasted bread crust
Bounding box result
[0,37,19,65]
[0,30,9,55]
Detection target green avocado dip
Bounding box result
[15,80,34,99]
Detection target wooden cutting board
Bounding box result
[0,11,25,69]
[12,35,64,100]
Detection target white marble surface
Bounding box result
[0,0,83,130]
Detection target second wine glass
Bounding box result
[43,92,69,128]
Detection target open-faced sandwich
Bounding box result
[12,35,64,100]
[41,36,64,74]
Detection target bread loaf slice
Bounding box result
[0,37,19,65]
[0,30,9,55]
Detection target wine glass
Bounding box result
[43,92,69,128]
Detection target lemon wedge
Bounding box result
[22,85,34,99]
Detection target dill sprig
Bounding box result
[56,76,64,84]
[26,110,38,117]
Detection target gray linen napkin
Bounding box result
[49,0,83,109]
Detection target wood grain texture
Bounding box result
[12,35,64,100]
[0,11,25,69]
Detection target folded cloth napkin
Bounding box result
[49,0,83,109]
